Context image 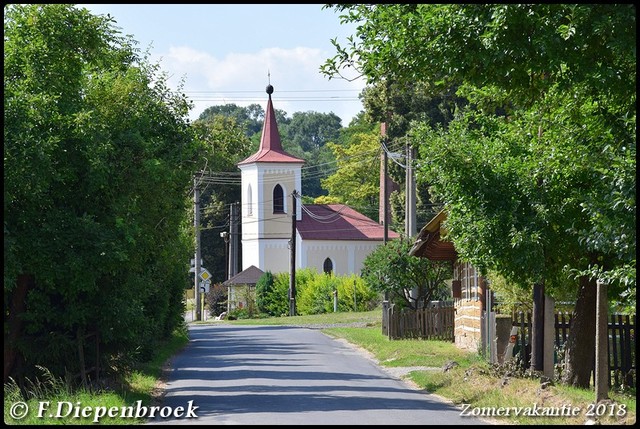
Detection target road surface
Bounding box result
[148,324,489,425]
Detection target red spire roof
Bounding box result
[238,86,305,165]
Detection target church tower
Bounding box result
[237,85,304,273]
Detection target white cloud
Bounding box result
[152,45,366,124]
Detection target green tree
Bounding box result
[192,115,252,284]
[198,103,264,137]
[4,4,198,382]
[320,131,381,220]
[287,111,342,153]
[361,239,452,310]
[206,283,228,317]
[284,111,343,197]
[255,271,275,315]
[322,4,635,387]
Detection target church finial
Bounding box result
[266,70,273,96]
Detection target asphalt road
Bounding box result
[148,324,489,425]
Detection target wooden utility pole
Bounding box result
[380,122,390,335]
[289,190,298,316]
[194,175,202,322]
[405,143,416,238]
[381,124,389,303]
[229,202,239,278]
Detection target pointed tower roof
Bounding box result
[237,84,305,165]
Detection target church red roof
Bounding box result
[237,85,305,165]
[297,204,399,241]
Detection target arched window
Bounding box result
[273,184,284,213]
[247,184,253,216]
[323,258,334,275]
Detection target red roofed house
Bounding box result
[237,85,398,276]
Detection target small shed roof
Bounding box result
[223,265,265,286]
[409,210,458,261]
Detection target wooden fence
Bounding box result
[387,304,455,341]
[512,312,636,387]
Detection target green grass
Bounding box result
[323,326,479,368]
[222,310,636,425]
[4,325,189,425]
[218,308,382,326]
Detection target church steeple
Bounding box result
[238,81,304,273]
[237,85,305,165]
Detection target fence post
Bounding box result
[595,280,609,401]
[544,296,555,378]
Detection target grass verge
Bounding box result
[4,323,189,425]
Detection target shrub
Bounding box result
[297,272,339,315]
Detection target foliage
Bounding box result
[323,4,636,387]
[192,114,252,284]
[255,271,275,315]
[322,3,636,291]
[239,286,257,318]
[488,271,576,315]
[287,111,342,153]
[335,274,379,312]
[4,4,198,381]
[283,111,344,197]
[297,271,340,315]
[320,131,381,221]
[293,269,381,316]
[197,103,265,137]
[255,269,379,317]
[361,239,452,310]
[269,272,292,317]
[206,283,228,317]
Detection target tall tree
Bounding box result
[319,131,381,221]
[322,4,636,387]
[361,239,452,310]
[284,111,343,197]
[192,115,252,284]
[4,4,198,382]
[198,103,265,137]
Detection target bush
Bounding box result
[206,283,228,317]
[297,272,339,315]
[268,273,292,317]
[228,308,249,320]
[255,271,275,315]
[336,274,380,312]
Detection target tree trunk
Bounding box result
[4,274,33,383]
[562,274,597,387]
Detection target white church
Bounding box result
[236,84,398,277]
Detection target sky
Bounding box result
[79,4,366,125]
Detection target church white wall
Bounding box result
[299,239,384,276]
[239,164,261,240]
[262,239,290,274]
[241,239,261,271]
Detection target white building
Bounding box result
[237,85,398,276]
